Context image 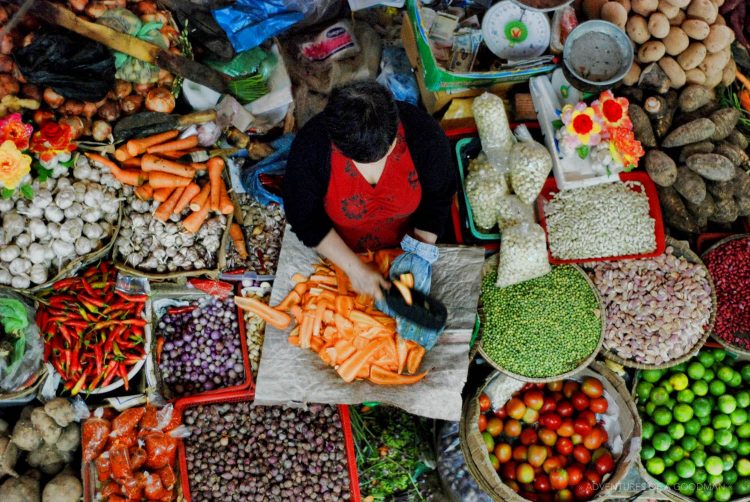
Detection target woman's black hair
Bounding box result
[322,80,399,163]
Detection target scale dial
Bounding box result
[482,0,551,60]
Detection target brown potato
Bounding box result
[658,0,680,17]
[699,47,731,76]
[648,12,671,37]
[682,19,710,39]
[703,25,734,53]
[677,42,707,70]
[685,68,707,84]
[639,40,667,63]
[659,56,687,88]
[664,0,689,6]
[623,62,642,85]
[663,27,690,55]
[722,58,736,86]
[670,9,686,25]
[632,0,659,15]
[601,2,628,28]
[686,0,718,23]
[613,0,632,10]
[626,15,651,43]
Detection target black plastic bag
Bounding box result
[15,31,115,101]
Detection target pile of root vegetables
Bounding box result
[626,84,750,231]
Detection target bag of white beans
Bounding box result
[472,92,514,172]
[509,125,553,204]
[495,223,551,288]
[496,194,534,230]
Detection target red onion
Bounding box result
[705,236,750,350]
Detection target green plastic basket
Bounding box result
[455,137,501,241]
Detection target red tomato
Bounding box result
[571,433,583,445]
[555,437,573,456]
[583,431,602,450]
[524,389,545,411]
[573,417,593,436]
[590,397,608,414]
[573,444,591,464]
[538,428,558,447]
[563,381,579,399]
[522,408,540,425]
[557,401,574,417]
[479,394,491,412]
[517,463,535,484]
[520,491,539,502]
[557,419,575,437]
[581,377,603,399]
[478,414,488,432]
[487,417,504,437]
[584,470,602,486]
[501,461,518,481]
[534,473,551,492]
[495,443,512,463]
[504,419,522,438]
[573,479,596,501]
[520,428,538,446]
[571,392,590,411]
[521,383,535,392]
[551,391,564,402]
[555,454,569,468]
[599,427,608,444]
[577,410,597,427]
[506,398,527,420]
[495,406,508,419]
[594,452,615,475]
[547,380,563,392]
[549,468,569,491]
[528,444,548,468]
[541,396,557,413]
[542,457,563,474]
[513,445,528,462]
[539,412,562,431]
[555,488,575,502]
[567,463,584,486]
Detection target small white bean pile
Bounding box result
[496,194,534,231]
[543,181,656,260]
[240,281,272,374]
[586,246,713,366]
[495,223,551,288]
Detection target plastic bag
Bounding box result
[464,155,509,232]
[496,194,534,230]
[111,407,146,438]
[495,223,551,288]
[472,92,514,172]
[376,47,419,105]
[82,409,112,463]
[437,422,493,502]
[509,125,553,204]
[15,31,115,101]
[0,291,43,392]
[240,134,294,207]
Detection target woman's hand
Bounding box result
[346,261,389,300]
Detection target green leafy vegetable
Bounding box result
[0,299,28,334]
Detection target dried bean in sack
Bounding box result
[509,125,553,204]
[465,157,509,231]
[496,194,534,230]
[473,93,514,171]
[496,223,551,288]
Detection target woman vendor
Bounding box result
[283,81,455,300]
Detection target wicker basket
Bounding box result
[593,237,717,370]
[701,233,750,359]
[477,255,605,383]
[460,362,641,502]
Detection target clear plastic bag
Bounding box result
[496,223,551,288]
[509,125,553,205]
[0,291,43,392]
[472,93,514,173]
[437,422,492,502]
[496,194,534,230]
[464,155,509,232]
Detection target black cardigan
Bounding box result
[282,102,456,248]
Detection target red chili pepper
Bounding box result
[118,363,130,391]
[81,278,97,297]
[70,373,87,396]
[155,337,165,364]
[122,355,144,366]
[57,325,73,346]
[100,360,119,388]
[84,266,99,279]
[93,345,103,374]
[167,305,196,315]
[94,319,147,330]
[67,320,89,330]
[116,291,148,303]
[43,341,51,361]
[52,277,80,290]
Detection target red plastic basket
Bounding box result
[536,171,666,264]
[696,232,734,256]
[174,392,361,502]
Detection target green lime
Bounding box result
[699,427,715,446]
[676,458,696,478]
[665,456,675,468]
[706,456,724,476]
[681,435,698,452]
[713,349,727,363]
[663,469,680,486]
[698,351,715,369]
[643,369,664,383]
[739,458,750,477]
[686,418,702,436]
[670,373,689,391]
[653,432,673,452]
[699,415,712,426]
[678,482,696,497]
[737,423,750,439]
[668,445,686,463]
[710,380,726,396]
[687,361,706,379]
[692,380,709,397]
[673,362,688,372]
[704,368,715,382]
[737,391,750,408]
[718,395,737,414]
[654,407,673,426]
[646,457,666,476]
[643,421,655,440]
[709,473,724,487]
[738,441,750,456]
[482,432,495,452]
[674,403,694,423]
[666,398,676,409]
[641,444,656,460]
[724,469,738,487]
[725,435,739,452]
[742,364,750,382]
[677,389,695,404]
[636,381,654,402]
[715,485,733,502]
[646,402,657,416]
[695,485,713,502]
[729,373,743,388]
[693,466,707,483]
[731,408,748,426]
[709,443,723,455]
[694,398,713,418]
[716,429,733,447]
[736,478,750,496]
[650,387,670,406]
[722,453,736,471]
[713,414,732,430]
[718,366,735,383]
[668,423,685,440]
[663,383,674,395]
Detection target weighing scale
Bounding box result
[481,0,551,61]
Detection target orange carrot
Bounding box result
[146,135,199,154]
[153,187,174,202]
[154,187,184,222]
[182,203,209,233]
[235,296,291,330]
[737,69,750,90]
[406,345,425,374]
[349,310,383,328]
[337,339,386,383]
[292,273,308,284]
[299,313,314,349]
[207,157,225,211]
[333,340,356,364]
[309,336,324,353]
[122,157,142,168]
[173,182,200,214]
[189,183,210,211]
[85,153,148,186]
[368,365,427,385]
[335,296,354,317]
[141,154,195,177]
[288,335,300,346]
[114,145,132,162]
[148,171,192,189]
[134,184,154,201]
[229,223,248,259]
[278,290,301,311]
[218,179,234,214]
[126,130,179,157]
[741,89,750,113]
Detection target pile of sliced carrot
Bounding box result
[84,131,241,237]
[235,250,429,386]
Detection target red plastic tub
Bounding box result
[174,392,361,502]
[536,171,666,264]
[696,232,734,256]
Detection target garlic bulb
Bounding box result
[11,274,30,289]
[53,240,75,259]
[33,189,52,209]
[60,219,83,243]
[75,237,93,255]
[3,212,24,241]
[28,243,47,264]
[14,233,31,249]
[81,208,102,223]
[29,264,48,285]
[0,198,12,212]
[0,244,20,262]
[9,257,31,275]
[73,159,92,180]
[82,222,104,240]
[0,267,10,285]
[83,187,103,208]
[64,202,83,219]
[44,205,64,223]
[47,222,60,239]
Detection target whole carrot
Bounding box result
[182,202,210,233]
[153,187,174,202]
[189,183,210,211]
[148,171,192,189]
[146,135,199,154]
[173,182,200,214]
[154,187,185,221]
[141,154,195,178]
[126,130,179,157]
[207,157,225,211]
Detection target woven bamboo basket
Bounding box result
[460,361,641,502]
[701,233,750,359]
[593,237,717,370]
[477,255,605,383]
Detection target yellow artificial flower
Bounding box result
[0,140,31,189]
[565,107,602,146]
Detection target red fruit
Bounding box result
[555,454,569,468]
[486,417,504,437]
[541,396,557,413]
[583,428,605,450]
[522,407,540,424]
[574,479,596,501]
[534,473,551,492]
[550,468,569,490]
[594,452,615,475]
[520,492,539,501]
[543,457,563,474]
[495,406,508,419]
[520,428,538,446]
[573,444,591,464]
[506,398,527,420]
[517,463,535,484]
[479,394,491,412]
[591,447,608,462]
[573,417,593,436]
[571,433,583,445]
[584,470,602,486]
[571,392,590,411]
[581,377,603,399]
[478,415,487,432]
[547,380,563,392]
[540,412,562,431]
[557,401,574,417]
[555,437,573,456]
[555,488,575,502]
[557,419,575,437]
[513,445,528,462]
[551,391,564,402]
[501,461,518,481]
[495,443,512,463]
[524,389,545,411]
[590,397,608,414]
[528,445,548,468]
[504,419,522,438]
[563,381,579,399]
[567,463,584,486]
[538,428,558,447]
[578,410,597,427]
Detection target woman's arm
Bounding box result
[315,229,389,299]
[413,228,437,244]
